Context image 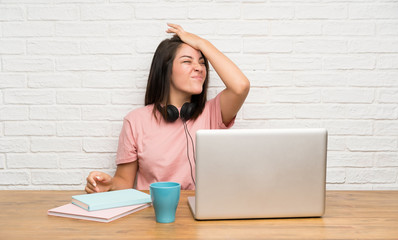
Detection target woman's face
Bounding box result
[170,43,207,101]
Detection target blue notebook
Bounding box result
[72,189,152,211]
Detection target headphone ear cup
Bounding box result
[180,102,196,121]
[166,105,179,122]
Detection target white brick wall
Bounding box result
[0,0,397,190]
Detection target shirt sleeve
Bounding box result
[116,118,138,165]
[209,91,235,129]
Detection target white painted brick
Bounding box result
[374,153,398,167]
[349,4,398,19]
[270,56,322,70]
[324,55,375,70]
[57,122,111,137]
[0,106,28,120]
[111,90,145,105]
[377,22,398,35]
[267,119,321,129]
[378,89,398,103]
[271,21,322,36]
[349,40,398,53]
[270,88,321,103]
[135,36,165,53]
[81,72,136,88]
[3,0,53,3]
[5,121,56,136]
[328,136,346,151]
[322,88,374,103]
[296,4,347,19]
[327,184,372,191]
[57,90,110,105]
[82,106,134,120]
[109,23,163,37]
[0,6,24,21]
[244,39,292,53]
[348,72,398,87]
[295,105,346,119]
[373,184,398,191]
[323,120,373,135]
[245,88,268,103]
[3,57,54,72]
[0,0,397,190]
[188,5,240,19]
[30,106,80,120]
[327,152,373,167]
[4,90,55,105]
[27,40,79,55]
[295,72,348,87]
[346,168,397,184]
[326,169,346,184]
[229,55,268,71]
[31,138,81,152]
[56,23,107,37]
[242,4,294,20]
[3,22,53,37]
[83,138,118,153]
[246,72,294,87]
[111,122,123,137]
[243,104,295,119]
[295,39,347,53]
[81,4,133,20]
[0,74,26,88]
[0,155,5,169]
[323,21,375,36]
[58,153,112,169]
[81,40,134,54]
[346,137,397,151]
[28,73,80,88]
[377,55,398,69]
[345,104,397,120]
[7,153,58,169]
[0,40,25,54]
[27,6,79,20]
[208,38,241,53]
[111,55,152,71]
[0,171,29,185]
[56,56,110,71]
[375,121,398,136]
[135,5,186,19]
[218,21,268,35]
[0,138,29,153]
[32,171,82,185]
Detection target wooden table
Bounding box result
[0,190,397,239]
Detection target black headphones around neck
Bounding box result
[157,102,196,122]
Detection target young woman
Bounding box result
[85,23,250,193]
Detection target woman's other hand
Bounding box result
[85,171,113,193]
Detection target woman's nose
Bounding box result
[193,62,202,71]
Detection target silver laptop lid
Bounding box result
[193,128,328,220]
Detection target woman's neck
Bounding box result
[168,92,191,108]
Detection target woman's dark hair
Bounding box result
[144,35,209,121]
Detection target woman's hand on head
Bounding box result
[85,171,113,194]
[166,23,205,50]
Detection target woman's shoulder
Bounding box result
[124,104,154,122]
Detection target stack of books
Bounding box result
[48,189,152,223]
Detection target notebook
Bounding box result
[72,189,151,211]
[48,203,151,223]
[188,128,328,220]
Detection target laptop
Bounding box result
[188,128,328,220]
